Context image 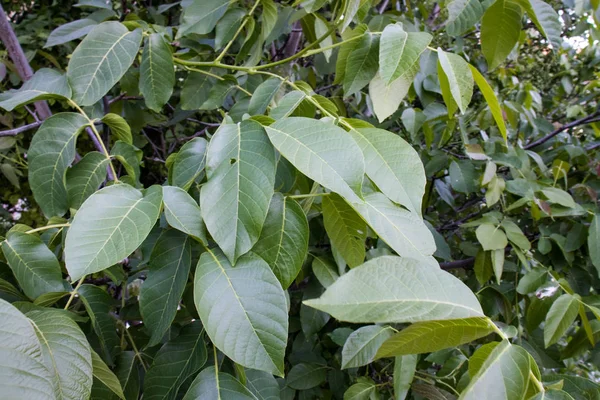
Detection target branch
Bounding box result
[0,121,42,136]
[524,111,600,149]
[440,257,475,270]
[0,5,51,120]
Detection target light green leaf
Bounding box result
[180,72,211,110]
[304,256,484,323]
[344,33,379,97]
[252,193,309,289]
[437,49,473,114]
[394,354,418,400]
[264,117,365,203]
[171,137,208,190]
[91,350,125,400]
[322,193,367,268]
[249,78,282,115]
[27,309,94,400]
[446,0,485,36]
[67,22,142,106]
[351,193,436,260]
[201,121,276,264]
[28,112,89,218]
[65,184,163,280]
[1,231,66,300]
[261,0,278,40]
[341,325,394,369]
[460,340,530,400]
[468,65,507,142]
[349,128,426,214]
[111,141,143,186]
[144,321,207,400]
[344,379,377,400]
[269,91,307,119]
[245,369,279,400]
[44,17,101,48]
[286,363,328,390]
[77,285,120,366]
[0,299,55,399]
[162,186,207,244]
[379,24,431,85]
[476,223,508,251]
[102,113,132,144]
[544,293,580,347]
[182,367,257,400]
[481,0,523,70]
[369,69,415,122]
[66,151,109,210]
[215,8,246,49]
[75,0,112,9]
[341,0,362,32]
[315,16,333,62]
[194,249,288,376]
[541,187,576,208]
[140,230,192,347]
[449,160,477,193]
[519,0,561,49]
[528,390,576,400]
[0,68,71,111]
[178,0,230,38]
[589,214,600,277]
[376,318,494,358]
[335,26,368,85]
[312,256,340,288]
[139,33,174,112]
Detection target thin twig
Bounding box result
[524,111,600,149]
[0,121,42,136]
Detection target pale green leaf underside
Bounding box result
[162,185,207,244]
[249,77,282,115]
[446,0,484,36]
[342,325,394,369]
[379,24,431,85]
[194,249,288,376]
[65,184,162,280]
[304,256,484,323]
[438,49,474,114]
[521,0,562,49]
[0,68,71,111]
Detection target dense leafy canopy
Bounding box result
[0,0,599,399]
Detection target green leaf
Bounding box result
[178,0,230,38]
[476,223,508,250]
[171,137,208,190]
[91,350,125,400]
[544,293,580,347]
[144,321,207,400]
[113,352,140,400]
[101,113,132,144]
[0,298,56,399]
[344,379,377,400]
[28,112,89,218]
[312,256,340,289]
[446,0,485,36]
[589,214,600,277]
[1,231,66,299]
[541,187,576,208]
[460,340,530,400]
[519,0,561,49]
[352,193,436,260]
[264,117,365,203]
[322,193,366,268]
[78,285,120,366]
[182,367,257,400]
[269,91,308,119]
[249,78,282,115]
[111,141,143,186]
[140,230,192,347]
[394,354,418,400]
[379,24,431,85]
[304,255,484,323]
[162,186,207,244]
[341,325,395,369]
[437,49,473,114]
[68,22,142,106]
[335,27,368,85]
[528,390,576,400]
[215,8,246,49]
[194,249,288,376]
[286,363,328,390]
[28,309,94,400]
[369,68,416,123]
[180,72,211,110]
[376,318,494,358]
[449,160,477,193]
[45,19,97,48]
[67,151,109,210]
[341,0,362,32]
[65,184,163,280]
[349,127,426,214]
[0,68,71,111]
[139,33,174,112]
[252,193,309,289]
[343,33,379,97]
[245,369,279,400]
[200,121,276,264]
[468,65,508,142]
[481,0,523,70]
[261,0,278,40]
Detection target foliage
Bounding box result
[0,0,600,399]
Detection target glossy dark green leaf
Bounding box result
[67,22,142,106]
[253,193,309,289]
[143,321,207,400]
[182,367,257,400]
[162,186,207,244]
[139,33,174,112]
[341,325,394,369]
[66,151,109,210]
[194,249,288,376]
[1,231,66,299]
[28,112,89,217]
[171,137,208,190]
[139,230,192,347]
[0,68,71,111]
[65,184,163,280]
